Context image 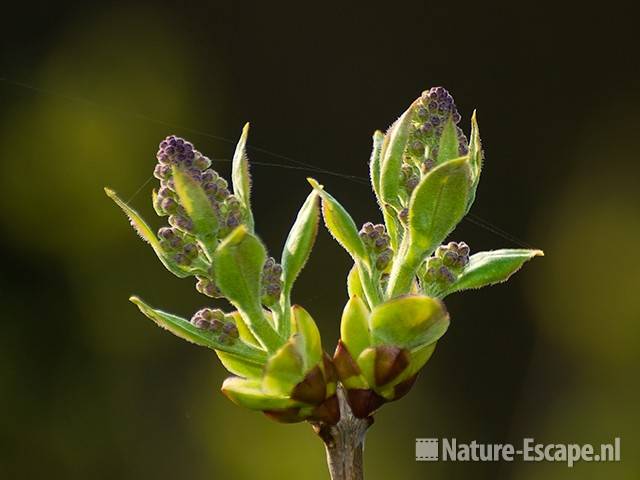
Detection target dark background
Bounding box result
[1,2,639,479]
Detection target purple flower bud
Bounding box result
[193,154,211,171]
[437,265,455,283]
[161,197,178,214]
[173,252,191,266]
[223,322,240,339]
[201,169,217,183]
[183,243,198,259]
[195,276,223,298]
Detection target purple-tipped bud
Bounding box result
[195,276,223,298]
[223,322,239,339]
[173,252,191,266]
[376,248,393,271]
[183,243,199,259]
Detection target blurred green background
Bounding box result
[1,2,638,479]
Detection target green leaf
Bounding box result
[172,167,219,258]
[213,226,282,352]
[347,265,366,301]
[308,178,367,262]
[443,249,543,296]
[262,338,305,396]
[217,351,265,379]
[281,191,320,297]
[129,296,267,364]
[227,311,261,348]
[379,100,418,207]
[222,377,301,411]
[232,123,254,230]
[369,295,449,349]
[340,296,371,360]
[291,305,323,371]
[369,130,385,206]
[466,110,484,213]
[104,188,190,278]
[437,116,459,164]
[408,157,472,255]
[386,157,472,297]
[355,347,376,388]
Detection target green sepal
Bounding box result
[262,337,305,396]
[369,130,385,207]
[290,305,323,371]
[129,296,267,364]
[369,295,449,350]
[379,100,418,208]
[213,226,282,352]
[442,249,544,297]
[308,178,368,262]
[232,123,254,230]
[437,116,459,164]
[281,191,320,298]
[172,167,219,258]
[340,296,371,361]
[105,188,191,278]
[222,377,301,411]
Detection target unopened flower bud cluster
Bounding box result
[401,87,469,196]
[261,257,283,305]
[190,308,239,344]
[153,135,244,243]
[424,241,470,286]
[359,222,393,271]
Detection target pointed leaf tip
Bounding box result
[307,178,323,190]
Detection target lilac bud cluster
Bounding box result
[359,222,393,271]
[424,241,470,285]
[158,226,202,267]
[153,135,244,238]
[404,87,469,174]
[190,308,239,345]
[261,257,283,305]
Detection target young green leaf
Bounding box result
[369,295,449,350]
[222,377,301,411]
[213,226,282,352]
[172,167,219,257]
[385,157,472,297]
[291,305,323,370]
[262,338,305,396]
[407,157,472,256]
[437,116,459,164]
[369,130,385,206]
[379,100,418,207]
[105,188,191,278]
[340,296,371,360]
[217,351,265,379]
[442,249,544,296]
[466,110,484,213]
[347,265,366,302]
[281,190,320,297]
[308,178,367,262]
[232,123,254,230]
[129,296,267,363]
